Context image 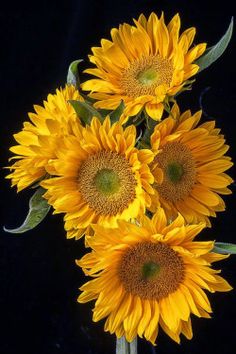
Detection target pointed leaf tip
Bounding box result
[196,17,234,72]
[3,187,50,234]
[212,242,236,255]
[67,59,83,87]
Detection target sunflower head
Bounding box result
[6,85,82,191]
[77,208,232,344]
[81,12,206,122]
[150,104,233,226]
[41,116,154,239]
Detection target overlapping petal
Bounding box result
[81,12,206,121]
[6,85,82,191]
[41,117,154,239]
[150,104,233,226]
[77,208,232,344]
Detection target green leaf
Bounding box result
[67,59,83,87]
[212,242,236,255]
[68,100,102,125]
[3,187,50,234]
[196,17,234,72]
[109,100,125,123]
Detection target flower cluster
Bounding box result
[5,11,234,349]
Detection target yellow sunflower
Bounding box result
[6,85,82,191]
[41,117,154,239]
[81,12,206,121]
[77,208,231,344]
[150,104,233,226]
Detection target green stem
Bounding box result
[116,336,138,354]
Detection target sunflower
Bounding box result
[81,12,206,121]
[41,117,154,239]
[77,208,231,344]
[6,85,82,191]
[150,104,233,226]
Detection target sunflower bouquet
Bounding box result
[5,12,235,354]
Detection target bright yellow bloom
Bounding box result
[77,208,231,344]
[150,104,233,226]
[41,117,154,239]
[6,85,82,191]
[81,12,206,122]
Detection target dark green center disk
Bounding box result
[94,169,120,195]
[166,162,184,183]
[142,261,161,280]
[137,68,158,86]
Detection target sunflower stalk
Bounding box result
[116,337,138,354]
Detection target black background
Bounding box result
[1,1,236,353]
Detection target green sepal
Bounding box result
[67,59,83,87]
[212,242,236,255]
[196,17,234,73]
[3,187,50,234]
[68,100,102,125]
[109,100,125,123]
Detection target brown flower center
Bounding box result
[120,55,173,97]
[77,151,136,215]
[154,141,196,203]
[118,242,184,300]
